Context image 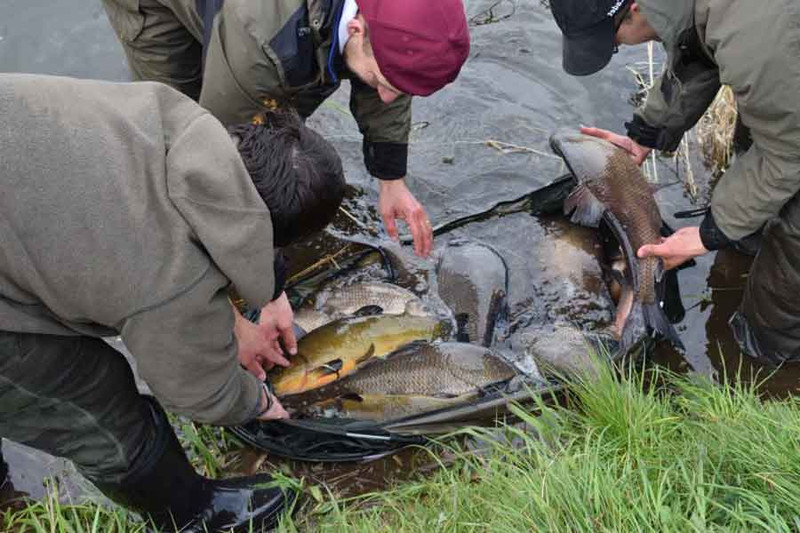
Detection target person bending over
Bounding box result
[549,0,800,363]
[0,73,345,531]
[101,0,471,257]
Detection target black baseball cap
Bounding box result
[550,0,632,76]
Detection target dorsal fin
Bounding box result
[354,305,384,317]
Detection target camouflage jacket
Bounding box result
[191,0,412,179]
[632,0,800,245]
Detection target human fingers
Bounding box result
[637,243,662,259]
[256,354,275,371]
[415,210,434,257]
[278,323,298,357]
[382,211,400,242]
[637,244,683,271]
[407,208,432,257]
[581,126,648,163]
[258,395,290,421]
[580,126,616,141]
[242,357,267,381]
[263,344,291,368]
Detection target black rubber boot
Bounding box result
[0,440,8,491]
[93,399,294,532]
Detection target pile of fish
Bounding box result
[270,240,525,424]
[265,129,683,426]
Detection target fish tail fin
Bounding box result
[620,300,648,354]
[642,301,685,351]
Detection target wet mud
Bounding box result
[2,0,799,507]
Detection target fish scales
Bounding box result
[343,343,516,396]
[294,281,428,333]
[281,342,518,411]
[319,281,423,316]
[587,146,663,304]
[550,130,684,351]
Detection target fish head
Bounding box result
[404,299,432,317]
[549,129,620,187]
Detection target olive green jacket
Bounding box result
[186,0,412,179]
[632,0,800,242]
[0,74,273,426]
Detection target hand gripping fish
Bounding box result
[550,130,684,352]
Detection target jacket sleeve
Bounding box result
[627,58,720,152]
[121,267,263,426]
[708,112,800,242]
[701,3,800,241]
[199,5,282,126]
[349,78,412,179]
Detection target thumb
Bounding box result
[383,214,399,242]
[637,244,656,259]
[280,325,298,356]
[244,359,267,381]
[580,126,605,140]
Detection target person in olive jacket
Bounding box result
[549,0,800,363]
[101,0,471,258]
[0,73,345,531]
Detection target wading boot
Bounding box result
[93,399,295,532]
[0,441,25,513]
[0,441,6,486]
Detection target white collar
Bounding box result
[338,0,359,54]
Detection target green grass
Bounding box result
[5,359,800,532]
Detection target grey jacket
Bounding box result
[632,0,800,243]
[0,74,274,425]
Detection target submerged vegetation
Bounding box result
[4,358,800,532]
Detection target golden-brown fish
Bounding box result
[270,314,449,396]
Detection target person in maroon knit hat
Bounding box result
[101,0,470,257]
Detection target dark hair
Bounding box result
[228,110,345,247]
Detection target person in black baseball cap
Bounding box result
[550,0,657,75]
[549,0,800,366]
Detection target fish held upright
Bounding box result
[549,130,683,352]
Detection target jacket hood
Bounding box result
[636,0,696,53]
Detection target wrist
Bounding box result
[379,178,407,191]
[255,381,274,419]
[271,252,286,301]
[699,211,733,251]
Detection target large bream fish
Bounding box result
[549,130,683,351]
[281,341,519,422]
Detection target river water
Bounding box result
[1,0,797,505]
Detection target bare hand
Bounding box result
[637,226,709,270]
[233,295,294,381]
[257,388,289,421]
[378,179,433,257]
[581,126,652,166]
